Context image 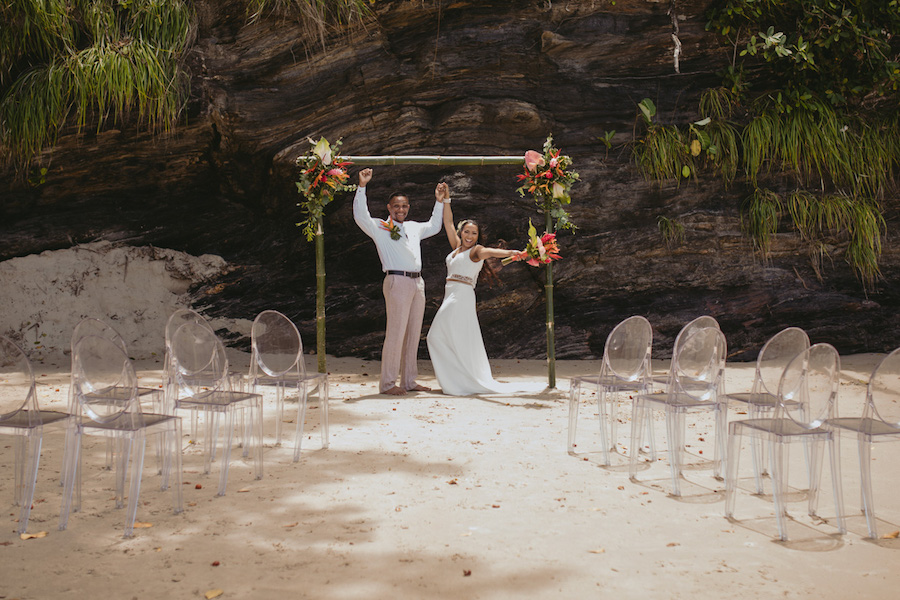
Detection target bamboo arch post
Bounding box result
[344,154,558,389]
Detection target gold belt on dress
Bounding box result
[446,274,475,286]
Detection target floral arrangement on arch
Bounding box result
[296,137,355,240]
[502,219,561,266]
[516,135,579,231]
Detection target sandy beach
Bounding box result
[2,351,898,599]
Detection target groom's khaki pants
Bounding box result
[381,274,425,392]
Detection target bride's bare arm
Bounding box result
[470,245,520,261]
[440,185,459,249]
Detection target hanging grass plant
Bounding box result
[657,216,685,248]
[246,0,372,50]
[742,187,782,258]
[0,0,195,172]
[786,191,885,289]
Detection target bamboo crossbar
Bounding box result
[345,155,523,166]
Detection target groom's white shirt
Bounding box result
[353,186,443,272]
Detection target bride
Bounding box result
[426,184,524,396]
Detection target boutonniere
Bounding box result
[379,217,402,240]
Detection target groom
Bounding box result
[353,167,447,395]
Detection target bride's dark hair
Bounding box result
[455,218,502,287]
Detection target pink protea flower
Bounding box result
[524,150,546,172]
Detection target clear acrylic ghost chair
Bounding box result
[630,327,728,496]
[828,347,900,538]
[725,343,846,541]
[163,309,218,435]
[0,336,71,534]
[171,322,263,495]
[251,310,329,461]
[567,315,654,465]
[59,335,183,538]
[653,315,721,388]
[65,318,165,480]
[725,327,810,489]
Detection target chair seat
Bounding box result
[725,391,799,407]
[0,409,70,430]
[733,417,828,438]
[829,417,900,438]
[637,391,718,409]
[81,413,180,433]
[571,374,644,390]
[176,390,261,410]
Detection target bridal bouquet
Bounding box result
[501,220,561,266]
[296,137,355,240]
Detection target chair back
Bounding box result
[72,335,139,425]
[601,315,652,384]
[0,336,39,424]
[866,347,900,427]
[72,318,128,355]
[753,327,810,399]
[171,322,229,396]
[777,343,840,428]
[673,315,719,357]
[251,310,304,379]
[672,327,726,402]
[165,309,213,350]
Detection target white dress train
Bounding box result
[427,248,531,396]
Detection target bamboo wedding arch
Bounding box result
[298,145,577,389]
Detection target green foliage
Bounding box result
[633,98,729,184]
[706,0,900,108]
[0,0,194,170]
[742,187,782,257]
[657,216,685,248]
[786,190,884,288]
[247,0,372,50]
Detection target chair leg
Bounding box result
[807,438,826,518]
[115,437,130,509]
[724,424,741,518]
[713,405,727,480]
[666,409,683,497]
[275,382,285,446]
[828,434,846,535]
[597,388,611,466]
[123,435,145,538]
[566,380,580,453]
[629,400,646,481]
[253,398,264,480]
[770,440,789,541]
[858,434,877,538]
[58,426,82,531]
[171,422,185,514]
[15,430,43,534]
[607,387,618,457]
[293,385,309,463]
[216,409,235,496]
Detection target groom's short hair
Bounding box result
[387,193,408,205]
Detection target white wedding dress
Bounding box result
[427,248,527,396]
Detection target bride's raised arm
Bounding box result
[438,183,459,250]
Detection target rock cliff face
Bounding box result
[2,0,898,362]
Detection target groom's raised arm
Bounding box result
[420,186,444,239]
[353,168,379,238]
